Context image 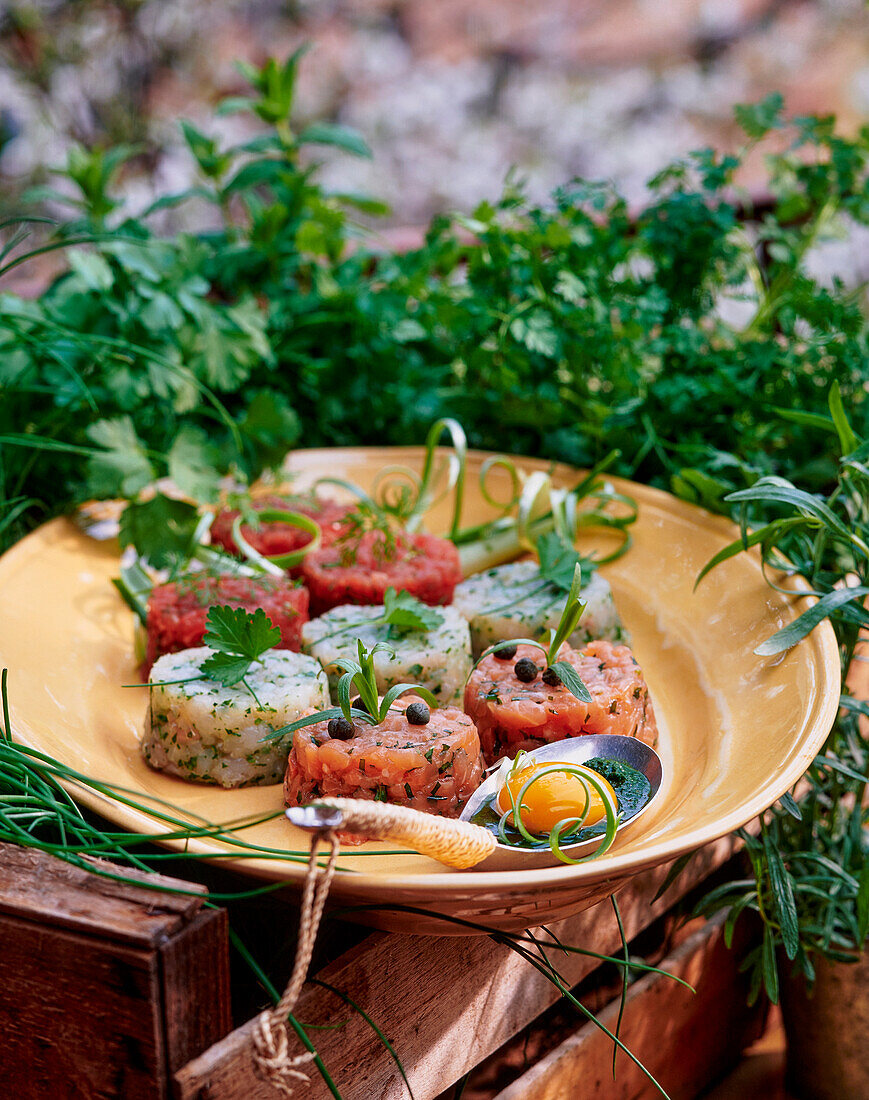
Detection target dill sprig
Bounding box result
[334,503,400,566]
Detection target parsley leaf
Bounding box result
[118,493,201,570]
[200,604,280,686]
[85,416,155,498]
[379,587,444,634]
[536,531,591,593]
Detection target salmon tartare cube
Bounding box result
[284,696,484,822]
[464,640,658,763]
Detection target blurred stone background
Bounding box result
[0,0,867,226]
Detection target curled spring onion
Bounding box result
[496,756,622,865]
[230,508,322,574]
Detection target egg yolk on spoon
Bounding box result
[496,761,618,834]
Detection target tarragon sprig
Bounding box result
[262,639,439,742]
[475,563,593,703]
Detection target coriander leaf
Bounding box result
[239,389,301,471]
[199,653,254,687]
[509,310,558,358]
[67,249,114,292]
[85,416,155,498]
[380,587,444,634]
[734,93,784,140]
[118,493,201,570]
[536,531,589,593]
[167,425,222,502]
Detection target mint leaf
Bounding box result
[380,587,444,634]
[201,605,281,687]
[118,493,200,570]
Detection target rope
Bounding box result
[252,829,340,1096]
[316,797,497,869]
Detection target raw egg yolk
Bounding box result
[496,761,617,834]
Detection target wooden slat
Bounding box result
[160,908,233,1075]
[1,912,167,1099]
[0,841,207,947]
[175,836,738,1100]
[492,913,766,1100]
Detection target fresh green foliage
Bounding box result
[201,604,281,687]
[695,389,869,1000]
[118,493,202,571]
[3,72,869,556]
[536,531,591,593]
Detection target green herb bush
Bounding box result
[696,391,868,1000]
[2,58,868,552]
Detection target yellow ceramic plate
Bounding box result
[0,448,839,934]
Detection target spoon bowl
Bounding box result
[458,735,664,872]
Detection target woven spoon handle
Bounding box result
[286,798,497,870]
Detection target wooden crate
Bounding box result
[0,842,231,1100]
[175,836,743,1100]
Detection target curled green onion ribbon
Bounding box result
[497,760,622,865]
[230,508,322,572]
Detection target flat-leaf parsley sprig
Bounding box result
[264,639,439,742]
[474,563,593,703]
[200,604,281,688]
[129,605,280,702]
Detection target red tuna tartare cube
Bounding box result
[302,529,462,615]
[145,572,309,674]
[210,493,355,560]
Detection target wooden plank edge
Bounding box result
[0,841,208,947]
